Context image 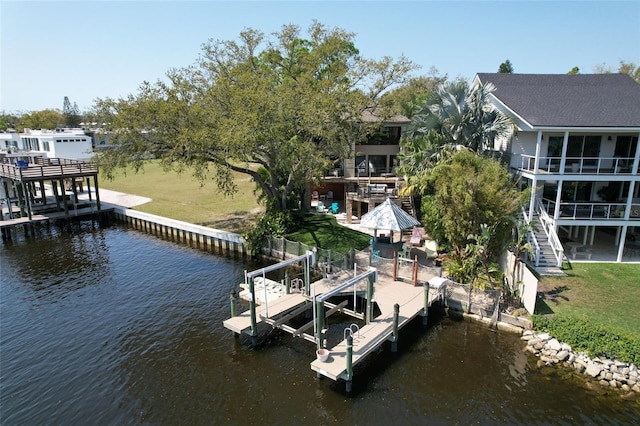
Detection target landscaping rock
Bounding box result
[586,362,603,378]
[547,338,562,351]
[523,331,639,395]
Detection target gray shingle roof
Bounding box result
[476,73,640,128]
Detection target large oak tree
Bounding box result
[93,22,416,212]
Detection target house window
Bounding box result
[567,135,600,166]
[547,136,563,170]
[614,136,638,166]
[43,141,50,151]
[359,126,402,146]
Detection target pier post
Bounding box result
[93,175,101,210]
[346,334,353,393]
[230,292,237,317]
[391,303,399,352]
[366,273,374,324]
[315,300,325,350]
[285,271,290,294]
[249,277,258,347]
[304,255,311,297]
[392,252,398,281]
[423,283,430,325]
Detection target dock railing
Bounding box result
[264,235,441,284]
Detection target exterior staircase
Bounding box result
[400,196,417,240]
[526,211,566,276]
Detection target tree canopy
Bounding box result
[594,60,640,83]
[17,109,64,131]
[93,22,417,212]
[498,59,514,73]
[63,96,81,127]
[422,149,526,285]
[378,68,447,118]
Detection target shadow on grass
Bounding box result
[535,298,555,315]
[199,210,261,234]
[535,284,571,315]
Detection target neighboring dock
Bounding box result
[222,252,445,392]
[1,156,105,238]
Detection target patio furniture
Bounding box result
[424,240,438,259]
[410,227,426,246]
[326,191,333,201]
[312,190,319,202]
[316,201,327,213]
[329,202,339,214]
[566,242,592,260]
[398,244,410,259]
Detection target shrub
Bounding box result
[243,210,294,255]
[533,314,640,365]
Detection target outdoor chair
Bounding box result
[398,243,410,259]
[326,191,333,201]
[329,202,339,214]
[316,201,327,213]
[312,190,319,202]
[410,227,425,246]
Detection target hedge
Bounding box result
[533,314,640,365]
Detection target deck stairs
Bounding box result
[400,196,417,240]
[524,211,565,276]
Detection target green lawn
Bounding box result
[286,214,371,252]
[537,263,640,340]
[99,161,264,233]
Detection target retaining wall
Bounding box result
[111,207,247,256]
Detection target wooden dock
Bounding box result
[223,262,444,390]
[310,273,434,381]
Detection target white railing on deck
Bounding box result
[539,198,637,220]
[516,155,635,175]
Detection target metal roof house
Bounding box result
[474,73,640,266]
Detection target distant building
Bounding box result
[1,128,93,160]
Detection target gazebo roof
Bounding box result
[359,198,420,232]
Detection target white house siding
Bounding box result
[52,135,93,160]
[14,129,93,160]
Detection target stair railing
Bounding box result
[534,198,564,267]
[521,207,541,267]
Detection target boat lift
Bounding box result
[233,251,316,346]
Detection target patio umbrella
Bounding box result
[360,198,420,242]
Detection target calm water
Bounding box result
[1,222,639,425]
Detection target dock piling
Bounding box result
[423,283,430,325]
[391,303,399,352]
[346,334,353,393]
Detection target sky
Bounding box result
[1,0,639,113]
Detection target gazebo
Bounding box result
[359,198,420,257]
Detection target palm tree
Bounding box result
[404,80,514,153]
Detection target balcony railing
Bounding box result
[515,155,635,175]
[540,198,640,220]
[0,157,97,181]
